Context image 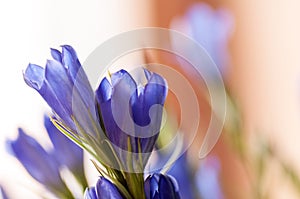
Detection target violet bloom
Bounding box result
[7,128,73,198]
[23,45,169,198]
[144,173,181,199]
[96,69,167,167]
[196,156,224,199]
[44,115,88,188]
[171,3,234,76]
[23,45,97,136]
[7,116,87,198]
[167,153,195,199]
[84,177,123,199]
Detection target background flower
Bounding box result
[6,115,88,198]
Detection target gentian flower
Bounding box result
[23,45,169,199]
[144,173,181,199]
[171,3,234,76]
[23,46,120,180]
[7,115,88,198]
[196,156,224,199]
[95,69,168,168]
[84,177,123,199]
[167,153,195,199]
[44,115,88,188]
[7,128,74,198]
[23,46,167,169]
[23,45,98,137]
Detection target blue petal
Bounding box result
[45,60,73,112]
[44,115,84,176]
[145,173,181,199]
[130,71,168,153]
[149,174,159,198]
[84,187,97,199]
[96,77,112,103]
[144,174,161,199]
[96,70,137,151]
[50,48,62,62]
[144,176,151,199]
[143,68,152,80]
[23,63,45,90]
[158,175,176,199]
[95,177,123,199]
[24,45,98,135]
[61,45,81,78]
[167,153,194,199]
[8,129,64,189]
[24,61,75,129]
[60,45,98,135]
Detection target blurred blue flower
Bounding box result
[96,69,167,166]
[167,153,195,199]
[23,45,97,136]
[0,186,8,199]
[196,156,224,199]
[84,177,123,199]
[44,115,88,188]
[8,128,73,197]
[171,3,234,76]
[7,115,87,198]
[144,173,181,199]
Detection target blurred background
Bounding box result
[1,0,300,198]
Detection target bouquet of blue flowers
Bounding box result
[6,45,181,199]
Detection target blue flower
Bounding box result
[44,115,88,188]
[84,177,123,199]
[144,173,181,199]
[7,128,73,197]
[167,153,195,199]
[196,156,224,199]
[95,69,168,166]
[23,45,170,198]
[171,3,234,76]
[7,115,87,198]
[23,45,97,136]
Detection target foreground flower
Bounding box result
[23,45,169,199]
[23,45,97,136]
[96,69,167,167]
[7,116,88,198]
[167,153,195,199]
[84,177,123,199]
[44,115,88,188]
[144,173,180,199]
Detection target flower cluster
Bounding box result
[18,45,178,199]
[7,116,87,198]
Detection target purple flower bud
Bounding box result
[84,177,123,199]
[144,173,181,199]
[96,69,168,167]
[7,128,68,194]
